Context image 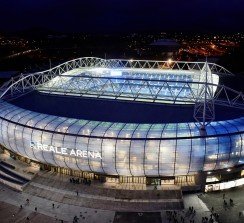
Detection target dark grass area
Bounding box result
[199,185,244,223]
[9,91,244,123]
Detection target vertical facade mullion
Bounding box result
[143,124,154,177]
[100,123,114,175]
[194,123,207,172]
[210,124,220,171]
[74,120,90,172]
[5,108,22,154]
[226,120,241,165]
[15,111,33,158]
[63,119,82,171]
[28,114,43,162]
[229,120,243,164]
[41,116,58,166]
[218,122,232,165]
[31,115,49,163]
[158,124,167,177]
[114,123,126,176]
[0,103,14,147]
[22,113,42,161]
[129,124,140,176]
[187,123,193,175]
[202,136,207,171]
[50,117,69,168]
[3,107,20,152]
[86,122,101,173]
[173,124,178,176]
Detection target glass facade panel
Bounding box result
[175,139,191,175]
[102,138,116,175]
[116,139,130,176]
[130,140,144,176]
[204,137,218,171]
[0,102,243,177]
[7,122,18,154]
[63,135,79,170]
[147,124,164,138]
[1,120,11,150]
[31,129,46,163]
[216,136,231,169]
[190,138,205,172]
[75,136,90,172]
[14,125,27,157]
[41,131,57,166]
[159,139,176,176]
[88,137,103,173]
[144,139,160,176]
[23,127,37,160]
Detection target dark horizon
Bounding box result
[1,0,244,34]
[1,26,244,36]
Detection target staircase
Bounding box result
[0,161,30,191]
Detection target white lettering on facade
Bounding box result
[70,149,76,156]
[61,147,67,155]
[83,151,87,158]
[55,147,61,154]
[76,149,82,157]
[30,142,102,159]
[49,146,55,153]
[42,144,48,151]
[88,151,94,158]
[95,153,102,159]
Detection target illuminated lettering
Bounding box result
[83,151,87,158]
[61,147,67,155]
[37,142,42,150]
[49,146,55,153]
[76,149,82,157]
[55,147,62,154]
[42,144,48,151]
[88,151,94,158]
[30,141,102,159]
[95,152,102,159]
[70,149,76,156]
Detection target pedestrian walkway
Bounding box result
[0,184,115,223]
[23,171,183,211]
[2,182,243,222]
[183,194,216,222]
[0,201,62,223]
[199,185,244,223]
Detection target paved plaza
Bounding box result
[199,185,244,223]
[0,182,233,223]
[0,184,114,223]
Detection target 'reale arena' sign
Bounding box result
[30,141,102,159]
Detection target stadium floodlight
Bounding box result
[167,58,173,64]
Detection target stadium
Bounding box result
[0,57,243,192]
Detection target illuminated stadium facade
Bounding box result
[0,57,243,191]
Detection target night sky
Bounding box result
[0,0,244,33]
